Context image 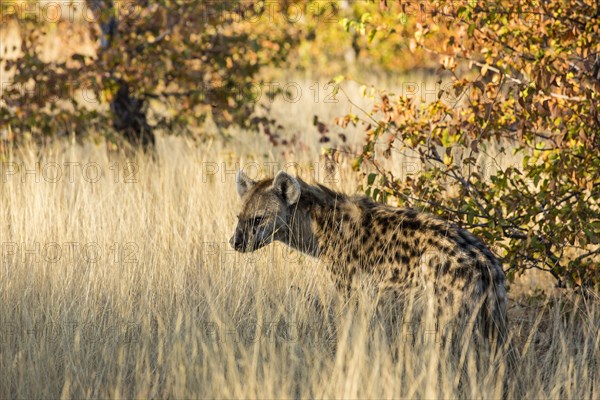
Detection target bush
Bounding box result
[335,0,600,287]
[1,1,301,147]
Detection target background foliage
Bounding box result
[1,1,302,147]
[335,0,599,287]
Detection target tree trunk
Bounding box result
[110,83,155,150]
[91,0,156,151]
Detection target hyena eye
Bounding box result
[250,216,264,233]
[253,216,264,225]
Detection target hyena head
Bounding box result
[229,169,302,252]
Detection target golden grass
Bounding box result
[0,136,598,399]
[2,7,598,398]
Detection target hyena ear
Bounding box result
[273,171,301,205]
[236,170,256,197]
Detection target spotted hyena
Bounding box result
[229,170,508,345]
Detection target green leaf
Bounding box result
[367,173,377,185]
[467,23,475,36]
[398,12,408,26]
[373,188,380,200]
[368,28,377,43]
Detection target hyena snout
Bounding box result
[229,230,247,252]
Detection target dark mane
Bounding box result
[296,178,349,207]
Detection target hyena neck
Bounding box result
[287,179,352,258]
[286,207,320,257]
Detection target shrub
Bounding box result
[0,1,301,147]
[335,0,600,287]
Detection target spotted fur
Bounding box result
[230,170,508,345]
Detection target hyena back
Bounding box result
[229,170,508,345]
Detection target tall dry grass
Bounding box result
[2,7,598,398]
[0,135,598,399]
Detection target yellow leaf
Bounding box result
[360,85,367,98]
[444,153,454,166]
[481,64,488,76]
[332,75,345,84]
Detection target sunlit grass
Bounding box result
[0,137,597,399]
